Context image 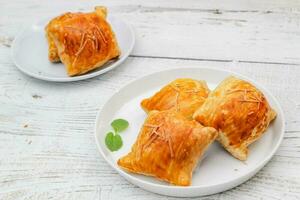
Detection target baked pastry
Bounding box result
[141,78,210,119]
[118,110,218,186]
[193,76,276,160]
[45,6,121,76]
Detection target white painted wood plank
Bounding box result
[0,52,299,199]
[1,0,300,63]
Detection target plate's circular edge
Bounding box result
[93,67,285,197]
[11,16,135,82]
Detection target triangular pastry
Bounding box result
[45,6,120,76]
[141,78,210,119]
[193,76,276,160]
[118,110,218,186]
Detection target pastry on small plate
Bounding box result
[193,76,276,161]
[45,6,120,76]
[141,78,210,119]
[118,110,218,186]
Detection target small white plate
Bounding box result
[11,16,135,82]
[94,67,284,197]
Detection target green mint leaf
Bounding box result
[105,132,114,151]
[111,119,129,133]
[105,132,123,151]
[111,134,123,151]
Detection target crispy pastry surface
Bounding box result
[118,110,218,186]
[45,6,120,76]
[193,76,276,160]
[141,78,210,119]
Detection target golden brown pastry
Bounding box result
[141,78,210,119]
[46,31,60,62]
[193,76,276,161]
[45,6,121,76]
[118,110,218,186]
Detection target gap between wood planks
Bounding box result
[129,55,300,66]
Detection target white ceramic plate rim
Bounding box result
[11,16,135,82]
[94,67,285,192]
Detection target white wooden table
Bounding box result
[1,1,300,199]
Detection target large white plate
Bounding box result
[11,15,135,82]
[94,67,284,197]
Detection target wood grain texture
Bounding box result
[0,0,300,199]
[2,0,300,64]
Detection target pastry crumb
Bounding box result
[32,94,42,99]
[213,9,222,14]
[0,36,13,47]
